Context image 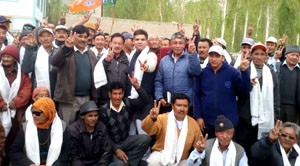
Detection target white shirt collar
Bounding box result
[74,46,88,54]
[110,100,125,113]
[283,60,300,70]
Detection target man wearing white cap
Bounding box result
[54,25,69,48]
[22,28,57,97]
[236,42,280,165]
[266,36,281,72]
[194,45,251,138]
[234,38,255,68]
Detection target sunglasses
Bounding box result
[31,111,43,116]
[280,133,296,140]
[23,25,34,31]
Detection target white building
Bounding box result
[0,0,46,31]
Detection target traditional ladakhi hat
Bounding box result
[215,115,234,132]
[1,45,20,62]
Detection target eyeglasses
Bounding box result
[31,111,43,116]
[280,133,296,140]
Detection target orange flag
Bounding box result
[68,0,102,13]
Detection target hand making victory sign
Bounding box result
[240,50,250,71]
[195,133,208,153]
[268,120,282,142]
[150,100,161,121]
[188,37,196,54]
[65,31,75,48]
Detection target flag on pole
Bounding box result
[68,0,102,13]
[102,0,116,6]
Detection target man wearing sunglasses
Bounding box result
[251,120,300,166]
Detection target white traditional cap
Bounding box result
[216,38,227,47]
[266,36,277,44]
[38,28,54,36]
[208,45,224,56]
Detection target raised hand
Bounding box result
[275,45,284,60]
[193,19,200,35]
[150,100,161,121]
[177,23,185,35]
[268,120,282,142]
[188,37,196,54]
[59,11,66,25]
[279,34,288,47]
[13,32,20,46]
[247,23,254,38]
[138,59,148,71]
[128,72,140,90]
[131,24,138,33]
[105,48,114,62]
[26,33,37,47]
[240,51,250,71]
[65,31,75,48]
[195,133,208,153]
[95,18,101,31]
[42,17,49,27]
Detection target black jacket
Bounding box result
[67,119,112,166]
[251,136,299,166]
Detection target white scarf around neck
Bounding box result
[233,53,242,69]
[35,46,51,95]
[210,139,236,166]
[93,50,108,89]
[279,142,300,166]
[128,46,150,99]
[0,62,21,136]
[250,61,274,139]
[161,110,188,166]
[25,114,63,166]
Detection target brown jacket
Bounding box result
[51,46,97,103]
[142,113,202,161]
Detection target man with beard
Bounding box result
[51,25,97,125]
[53,25,69,48]
[197,38,213,68]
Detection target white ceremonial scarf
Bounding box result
[90,46,107,59]
[19,46,25,65]
[0,44,5,51]
[24,104,32,122]
[93,50,108,89]
[35,46,51,95]
[0,62,21,136]
[25,114,63,166]
[161,111,188,166]
[233,54,242,69]
[199,57,209,69]
[210,139,236,166]
[279,142,300,166]
[128,46,150,99]
[250,61,274,139]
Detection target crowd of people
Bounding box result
[0,12,300,166]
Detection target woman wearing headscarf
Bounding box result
[24,86,50,122]
[10,97,69,166]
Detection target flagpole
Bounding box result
[109,5,115,35]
